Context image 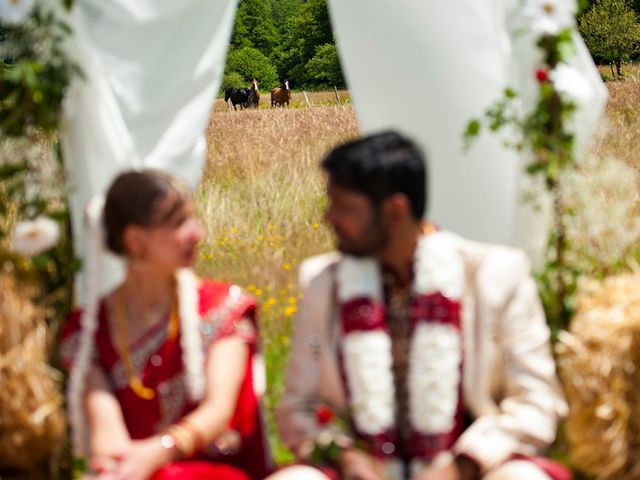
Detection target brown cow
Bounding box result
[271,79,291,107]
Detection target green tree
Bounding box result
[229,0,280,54]
[276,0,344,88]
[226,46,278,89]
[579,0,640,77]
[269,0,302,33]
[305,43,345,88]
[219,71,245,96]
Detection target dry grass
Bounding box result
[195,104,358,461]
[591,70,640,169]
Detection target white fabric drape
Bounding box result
[328,0,607,258]
[60,0,238,296]
[60,0,607,297]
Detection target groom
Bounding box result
[277,132,568,480]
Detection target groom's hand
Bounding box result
[338,447,387,480]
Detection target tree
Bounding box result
[226,47,278,90]
[219,71,245,96]
[229,0,280,54]
[305,43,345,88]
[579,0,640,77]
[277,0,344,88]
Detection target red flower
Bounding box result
[536,68,549,83]
[316,405,334,425]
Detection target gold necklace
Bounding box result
[114,290,180,400]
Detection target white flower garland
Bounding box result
[68,195,104,457]
[339,232,464,439]
[176,268,206,402]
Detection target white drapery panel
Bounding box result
[60,0,607,298]
[328,0,607,257]
[60,0,238,296]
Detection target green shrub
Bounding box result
[219,71,246,97]
[304,43,345,88]
[226,47,278,90]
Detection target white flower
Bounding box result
[337,256,383,302]
[409,323,462,433]
[11,216,60,256]
[515,0,576,36]
[413,233,464,300]
[342,331,395,435]
[0,0,35,25]
[550,64,593,105]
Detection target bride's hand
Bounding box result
[112,436,174,480]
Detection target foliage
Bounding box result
[219,71,246,95]
[226,46,278,90]
[579,0,640,77]
[225,0,345,89]
[0,6,81,137]
[230,0,280,53]
[305,43,345,88]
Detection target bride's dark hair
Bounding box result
[103,169,190,255]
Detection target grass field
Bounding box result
[195,75,640,464]
[196,91,357,461]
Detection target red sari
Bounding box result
[61,281,272,480]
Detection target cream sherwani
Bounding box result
[277,231,567,478]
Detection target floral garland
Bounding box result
[337,232,465,466]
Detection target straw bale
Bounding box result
[557,273,640,479]
[0,272,66,474]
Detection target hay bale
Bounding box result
[0,272,66,474]
[557,273,640,479]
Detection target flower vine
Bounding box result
[464,0,591,331]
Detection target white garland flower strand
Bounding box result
[413,233,464,300]
[68,195,104,457]
[176,268,205,402]
[339,231,465,439]
[342,330,395,435]
[408,323,462,433]
[336,256,383,303]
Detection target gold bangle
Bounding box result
[165,423,196,459]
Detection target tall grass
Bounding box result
[195,100,358,461]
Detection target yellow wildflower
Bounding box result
[282,263,291,271]
[284,305,297,317]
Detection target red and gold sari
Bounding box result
[62,280,271,480]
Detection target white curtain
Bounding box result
[61,0,607,298]
[328,0,607,258]
[60,0,238,296]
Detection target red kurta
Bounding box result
[61,280,272,480]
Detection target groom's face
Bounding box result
[324,180,389,257]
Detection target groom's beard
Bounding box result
[335,213,389,258]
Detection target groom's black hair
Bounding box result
[321,130,427,220]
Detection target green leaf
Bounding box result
[0,162,28,180]
[504,87,518,99]
[465,119,481,138]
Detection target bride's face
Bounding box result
[124,200,203,273]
